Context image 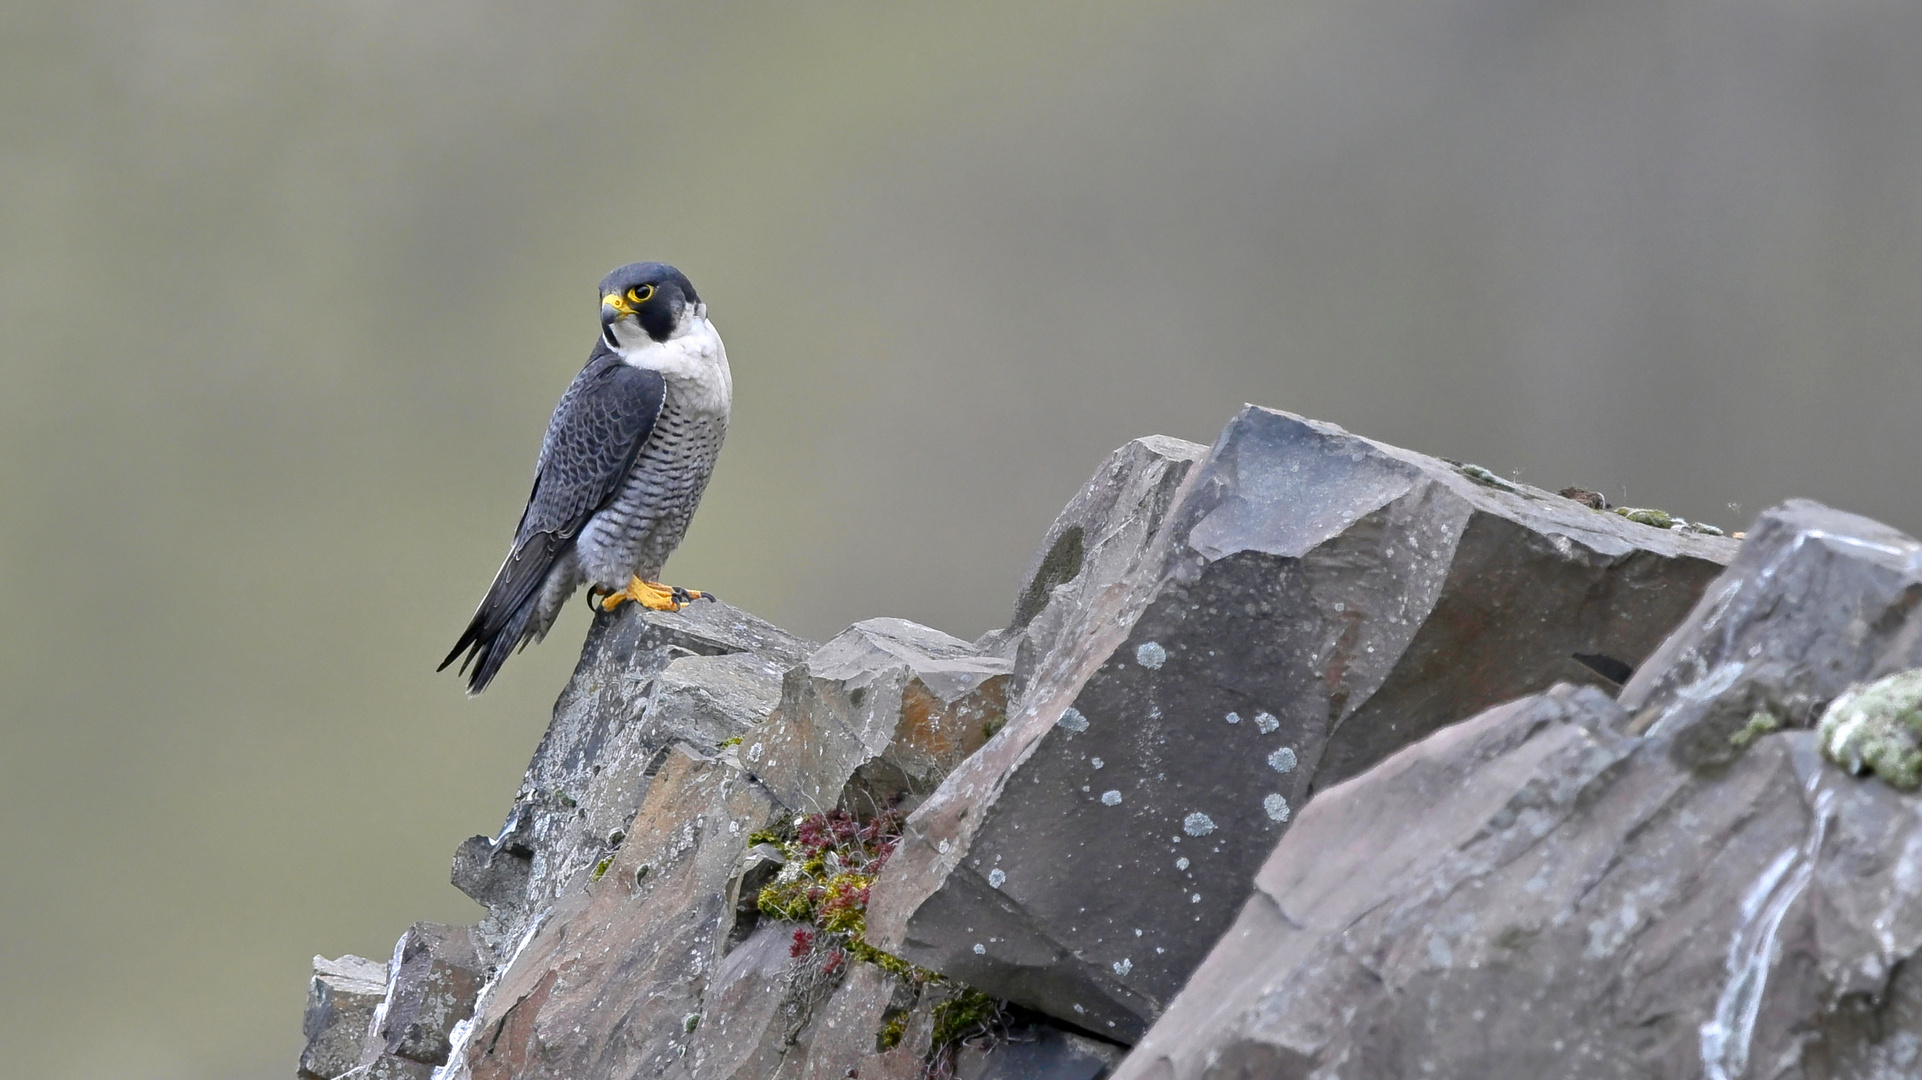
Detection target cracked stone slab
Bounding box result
[358,923,486,1069]
[299,954,389,1080]
[452,600,812,957]
[444,745,783,1080]
[1113,500,1922,1078]
[1621,498,1922,767]
[999,434,1208,698]
[868,405,1737,1039]
[1114,678,1922,1079]
[754,618,1011,815]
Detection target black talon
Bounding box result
[670,586,693,606]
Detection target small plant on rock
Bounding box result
[755,808,910,974]
[754,809,1014,1075]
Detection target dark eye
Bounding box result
[627,284,655,305]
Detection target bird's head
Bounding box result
[598,262,702,350]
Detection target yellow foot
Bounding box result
[599,576,706,613]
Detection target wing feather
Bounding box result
[440,348,666,692]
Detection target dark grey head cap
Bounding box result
[599,262,701,343]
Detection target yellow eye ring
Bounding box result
[627,284,655,305]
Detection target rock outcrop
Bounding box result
[300,411,1922,1080]
[865,406,1735,1039]
[1114,499,1922,1078]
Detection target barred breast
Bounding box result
[577,398,727,588]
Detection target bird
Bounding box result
[440,262,731,694]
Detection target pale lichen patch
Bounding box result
[1819,670,1922,789]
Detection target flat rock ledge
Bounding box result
[300,409,1922,1079]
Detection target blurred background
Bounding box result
[3,0,1920,1075]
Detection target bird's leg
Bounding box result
[600,575,706,613]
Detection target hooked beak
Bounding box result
[601,293,635,323]
[600,294,634,348]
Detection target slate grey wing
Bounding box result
[441,349,666,693]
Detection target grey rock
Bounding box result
[685,922,802,1079]
[361,923,486,1068]
[338,1057,434,1080]
[299,954,389,1080]
[1115,500,1922,1078]
[1005,435,1208,697]
[1621,498,1922,766]
[787,962,901,1080]
[868,406,1737,1039]
[445,745,785,1080]
[1114,684,1922,1078]
[453,600,811,957]
[755,618,1011,816]
[955,1025,1124,1080]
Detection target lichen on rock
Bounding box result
[1818,668,1922,788]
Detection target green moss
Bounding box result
[1820,670,1922,790]
[877,1013,907,1051]
[1458,463,1519,492]
[719,735,743,748]
[931,988,1005,1049]
[982,716,1006,740]
[1727,710,1783,749]
[1614,507,1676,529]
[590,856,613,882]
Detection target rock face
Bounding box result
[306,412,1922,1080]
[754,618,1011,816]
[450,600,813,959]
[359,923,488,1074]
[1115,498,1922,1079]
[865,405,1736,1039]
[299,955,389,1080]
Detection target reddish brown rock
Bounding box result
[753,618,1010,817]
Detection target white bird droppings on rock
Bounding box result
[1101,790,1123,806]
[1183,812,1216,836]
[973,943,985,954]
[1264,794,1291,822]
[1091,757,1104,769]
[1176,857,1190,870]
[1136,641,1167,669]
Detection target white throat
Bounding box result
[610,304,732,417]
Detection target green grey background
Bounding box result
[3,1,1919,1076]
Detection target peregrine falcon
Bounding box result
[440,262,731,694]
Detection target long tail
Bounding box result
[439,600,541,695]
[439,535,566,695]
